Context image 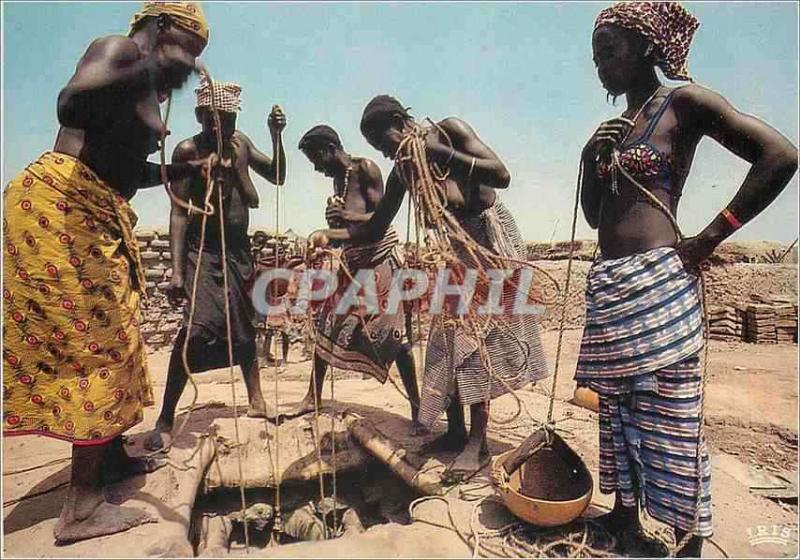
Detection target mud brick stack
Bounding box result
[744,304,779,344]
[708,305,745,342]
[775,304,799,343]
[136,229,184,350]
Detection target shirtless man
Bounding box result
[280,125,422,433]
[145,78,286,451]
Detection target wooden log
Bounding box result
[345,415,444,496]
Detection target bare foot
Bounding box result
[246,399,273,419]
[409,420,430,437]
[259,396,321,423]
[279,396,321,420]
[103,441,167,485]
[143,427,172,452]
[421,431,468,454]
[592,510,669,558]
[441,440,490,484]
[54,501,156,545]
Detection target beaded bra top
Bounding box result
[597,88,680,193]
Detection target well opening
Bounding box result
[190,461,419,556]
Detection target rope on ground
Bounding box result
[2,481,70,508]
[2,457,71,476]
[408,493,619,558]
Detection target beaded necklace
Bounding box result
[338,165,352,200]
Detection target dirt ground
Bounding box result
[3,330,798,558]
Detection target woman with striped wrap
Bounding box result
[578,2,797,556]
[308,96,550,482]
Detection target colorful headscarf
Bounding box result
[129,2,209,45]
[195,75,242,113]
[595,1,699,81]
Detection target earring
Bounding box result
[645,44,655,57]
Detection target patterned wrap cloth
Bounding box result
[419,201,550,428]
[575,247,712,536]
[314,228,407,382]
[129,1,209,45]
[595,1,699,81]
[3,152,152,445]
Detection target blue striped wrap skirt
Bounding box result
[575,247,712,537]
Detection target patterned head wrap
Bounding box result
[195,75,242,113]
[129,2,209,45]
[360,95,411,137]
[595,1,699,81]
[299,125,342,151]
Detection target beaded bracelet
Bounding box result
[721,208,743,230]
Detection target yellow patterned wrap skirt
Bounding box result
[3,152,152,445]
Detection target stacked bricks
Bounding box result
[775,304,799,343]
[708,305,745,342]
[742,295,798,344]
[136,229,183,350]
[744,304,779,344]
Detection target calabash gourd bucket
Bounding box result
[491,429,593,527]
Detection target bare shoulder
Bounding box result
[354,157,383,184]
[172,137,199,161]
[437,116,476,139]
[672,83,731,116]
[80,35,141,66]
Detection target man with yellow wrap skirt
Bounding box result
[3,2,212,545]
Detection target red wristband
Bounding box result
[721,208,743,230]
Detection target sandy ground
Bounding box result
[3,330,798,558]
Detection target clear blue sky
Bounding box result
[3,1,798,242]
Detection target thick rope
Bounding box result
[160,95,215,217]
[216,186,250,551]
[147,92,216,461]
[547,159,584,438]
[324,250,340,537]
[271,128,283,545]
[329,359,339,536]
[152,70,253,549]
[308,319,330,541]
[408,493,619,558]
[393,127,560,431]
[205,72,251,552]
